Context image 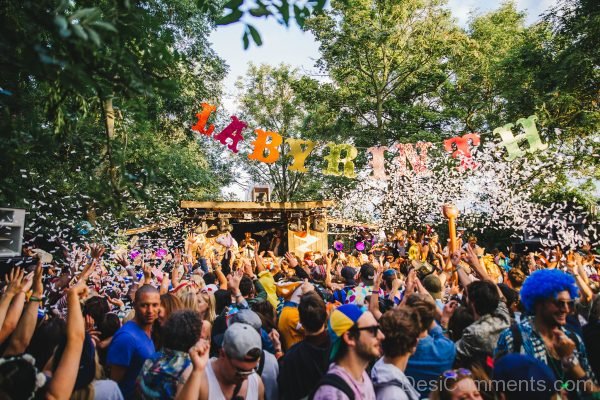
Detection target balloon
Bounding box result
[322,143,358,178]
[334,241,344,251]
[191,103,216,136]
[130,250,141,260]
[355,241,365,251]
[367,146,389,180]
[393,142,432,177]
[286,138,316,173]
[495,115,547,161]
[248,129,283,163]
[213,116,247,153]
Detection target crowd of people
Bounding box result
[0,228,599,400]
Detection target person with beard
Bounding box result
[107,284,160,398]
[311,304,384,400]
[495,269,599,397]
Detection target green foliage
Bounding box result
[214,0,329,48]
[235,63,324,201]
[306,0,460,144]
[0,0,230,235]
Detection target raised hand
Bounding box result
[285,252,298,268]
[300,279,314,295]
[142,262,153,284]
[20,272,34,294]
[373,271,382,290]
[173,248,182,265]
[114,254,130,268]
[107,297,125,309]
[5,268,26,296]
[68,280,89,300]
[85,315,96,332]
[188,338,210,371]
[90,244,105,260]
[160,275,171,295]
[441,299,459,329]
[227,269,243,293]
[552,328,576,359]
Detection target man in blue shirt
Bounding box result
[107,284,160,398]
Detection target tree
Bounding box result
[0,0,230,240]
[235,64,317,201]
[306,0,461,144]
[443,1,599,203]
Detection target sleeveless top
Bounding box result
[205,358,260,400]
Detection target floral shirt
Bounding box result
[137,348,191,399]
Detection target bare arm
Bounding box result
[0,268,32,345]
[4,264,43,356]
[0,268,25,334]
[46,283,87,400]
[214,266,228,290]
[369,272,383,320]
[175,339,210,400]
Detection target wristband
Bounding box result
[29,296,44,302]
[561,354,579,370]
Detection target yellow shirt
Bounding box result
[408,244,420,260]
[278,305,303,351]
[258,271,278,309]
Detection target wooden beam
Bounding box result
[121,221,180,235]
[327,218,380,230]
[180,200,335,210]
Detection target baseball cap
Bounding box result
[493,354,558,400]
[327,304,365,360]
[228,309,262,331]
[422,274,442,299]
[223,323,262,361]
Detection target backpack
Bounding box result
[308,373,355,400]
[374,379,412,397]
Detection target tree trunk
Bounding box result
[102,97,120,201]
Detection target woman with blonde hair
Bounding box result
[199,290,216,324]
[178,291,201,313]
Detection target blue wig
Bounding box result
[520,269,579,313]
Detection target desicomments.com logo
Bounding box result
[406,376,586,394]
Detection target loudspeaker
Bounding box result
[0,208,25,257]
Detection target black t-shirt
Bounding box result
[278,331,331,400]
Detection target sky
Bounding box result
[209,0,556,113]
[208,0,557,199]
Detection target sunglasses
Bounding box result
[552,299,575,310]
[442,368,472,380]
[353,324,381,336]
[227,355,258,377]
